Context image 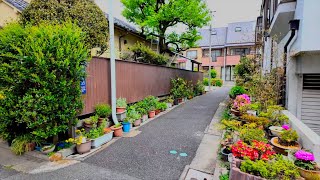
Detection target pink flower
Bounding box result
[295,150,315,161]
[282,124,290,130]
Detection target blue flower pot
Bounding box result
[122,122,131,132]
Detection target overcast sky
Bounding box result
[98,0,261,28]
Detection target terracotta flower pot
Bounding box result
[83,121,93,128]
[148,111,155,118]
[116,107,126,113]
[155,109,161,115]
[97,118,107,127]
[110,125,123,137]
[133,119,142,127]
[76,140,91,155]
[296,166,320,180]
[270,137,301,155]
[178,98,183,103]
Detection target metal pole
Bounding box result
[223,47,227,81]
[108,0,119,125]
[208,24,212,91]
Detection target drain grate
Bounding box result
[185,168,214,180]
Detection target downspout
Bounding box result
[108,0,119,125]
[223,47,227,81]
[281,20,300,107]
[119,34,125,52]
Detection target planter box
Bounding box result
[116,111,126,121]
[230,157,266,180]
[91,131,114,149]
[57,145,76,158]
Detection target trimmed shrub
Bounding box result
[0,23,88,141]
[20,0,108,54]
[124,43,169,65]
[210,69,217,78]
[229,86,246,98]
[212,78,223,87]
[203,78,209,86]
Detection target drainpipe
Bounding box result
[281,19,300,107]
[223,47,227,81]
[108,0,119,125]
[119,35,125,52]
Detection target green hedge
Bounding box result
[0,23,88,141]
[203,78,223,87]
[127,43,168,65]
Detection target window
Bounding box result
[235,27,242,32]
[186,50,197,59]
[211,49,222,62]
[231,48,250,56]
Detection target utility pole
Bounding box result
[208,24,212,91]
[108,0,119,125]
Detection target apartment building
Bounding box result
[182,21,256,81]
[257,0,320,135]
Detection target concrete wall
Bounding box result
[0,1,19,27]
[283,110,320,164]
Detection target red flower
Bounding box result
[231,140,275,161]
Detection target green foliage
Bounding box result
[11,135,33,155]
[127,43,168,65]
[121,0,211,53]
[20,0,108,54]
[240,155,299,180]
[135,101,148,115]
[114,123,122,128]
[222,109,232,120]
[220,119,241,131]
[95,104,112,118]
[212,78,223,87]
[87,125,104,139]
[170,77,188,99]
[280,129,298,144]
[0,23,88,141]
[116,98,127,108]
[143,96,159,111]
[203,78,209,86]
[294,160,316,170]
[210,69,217,78]
[259,105,288,126]
[234,57,256,85]
[239,128,267,145]
[229,86,246,98]
[127,106,141,121]
[219,173,229,180]
[194,80,205,96]
[156,102,167,111]
[240,115,270,127]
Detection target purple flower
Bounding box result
[295,150,315,161]
[282,124,290,130]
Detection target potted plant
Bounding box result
[155,102,162,115]
[128,109,142,127]
[40,144,56,155]
[270,128,301,155]
[221,145,232,162]
[144,96,157,118]
[166,96,174,108]
[294,150,320,179]
[231,140,275,161]
[148,106,156,118]
[122,118,131,132]
[56,141,76,158]
[66,129,91,155]
[231,94,251,116]
[110,123,123,137]
[87,121,113,148]
[95,103,112,127]
[116,98,127,113]
[83,115,98,130]
[10,135,41,155]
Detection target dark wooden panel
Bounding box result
[81,57,203,115]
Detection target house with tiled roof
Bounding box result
[182,21,256,81]
[0,0,153,59]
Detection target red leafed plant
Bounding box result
[231,140,275,161]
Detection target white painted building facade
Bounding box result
[258,0,320,135]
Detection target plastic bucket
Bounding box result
[122,122,131,132]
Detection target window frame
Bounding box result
[186,50,198,59]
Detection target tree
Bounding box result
[0,22,88,142]
[20,0,108,55]
[121,0,211,54]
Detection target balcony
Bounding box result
[269,0,296,41]
[201,55,241,67]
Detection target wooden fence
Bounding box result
[81,57,203,115]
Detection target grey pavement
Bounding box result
[2,87,228,180]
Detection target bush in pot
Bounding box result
[95,103,111,126]
[231,94,251,116]
[83,115,99,129]
[270,127,301,155]
[116,98,127,113]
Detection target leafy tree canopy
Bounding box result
[121,0,211,53]
[20,0,108,54]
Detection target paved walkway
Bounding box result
[2,87,228,180]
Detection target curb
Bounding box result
[179,100,227,180]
